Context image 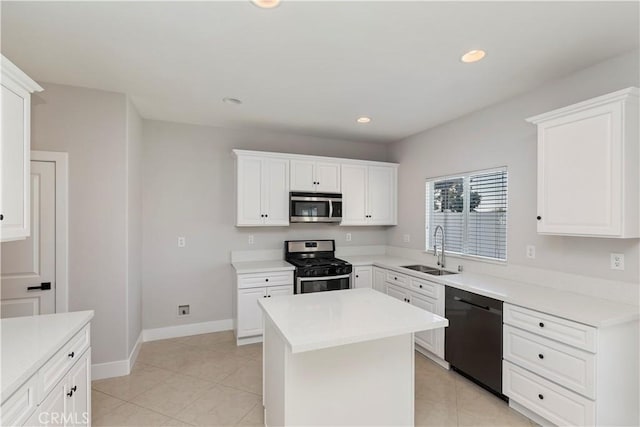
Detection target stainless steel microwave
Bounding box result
[290,192,342,223]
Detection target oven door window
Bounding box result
[291,201,329,218]
[297,276,350,294]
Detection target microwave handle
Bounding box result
[329,200,333,219]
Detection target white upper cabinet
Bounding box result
[341,163,397,226]
[527,87,639,238]
[235,152,290,226]
[1,55,43,242]
[290,159,340,193]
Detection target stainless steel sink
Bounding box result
[401,265,458,276]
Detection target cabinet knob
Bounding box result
[265,214,268,218]
[268,295,272,298]
[538,394,544,400]
[356,275,359,278]
[538,353,544,359]
[68,351,75,358]
[539,322,545,328]
[536,216,542,220]
[265,278,269,282]
[394,277,397,280]
[419,285,423,288]
[0,214,3,221]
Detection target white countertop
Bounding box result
[258,288,448,353]
[1,310,94,402]
[232,259,295,274]
[343,255,639,328]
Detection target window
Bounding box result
[426,168,507,261]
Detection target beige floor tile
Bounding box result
[175,331,236,348]
[92,402,171,426]
[415,398,458,427]
[219,357,262,395]
[174,384,260,426]
[92,363,174,401]
[130,374,214,417]
[236,402,265,426]
[181,352,253,383]
[91,390,127,418]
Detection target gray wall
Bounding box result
[126,99,143,354]
[31,83,129,364]
[387,49,640,284]
[142,120,389,329]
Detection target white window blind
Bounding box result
[426,168,508,261]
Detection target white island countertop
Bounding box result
[258,288,448,353]
[1,310,94,402]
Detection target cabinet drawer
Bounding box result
[504,304,596,352]
[409,277,441,300]
[385,271,408,287]
[503,361,595,426]
[0,373,38,426]
[504,325,595,399]
[40,324,90,398]
[238,271,293,289]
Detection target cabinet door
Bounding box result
[66,351,90,426]
[236,156,264,226]
[386,283,406,302]
[266,285,293,298]
[537,103,622,236]
[372,267,386,293]
[340,164,368,225]
[1,83,30,241]
[353,266,372,289]
[38,380,67,426]
[315,162,341,193]
[290,160,315,192]
[237,287,266,338]
[367,166,396,225]
[410,292,441,357]
[263,158,290,226]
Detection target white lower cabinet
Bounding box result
[372,267,386,293]
[35,350,91,427]
[384,272,445,361]
[503,303,639,426]
[235,270,293,344]
[1,322,92,427]
[352,266,372,289]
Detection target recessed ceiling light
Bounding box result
[251,0,281,9]
[223,97,242,105]
[356,117,372,124]
[461,49,486,63]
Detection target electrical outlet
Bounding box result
[403,234,410,243]
[345,233,352,242]
[526,245,536,259]
[178,304,190,316]
[177,236,186,248]
[248,235,254,245]
[611,253,625,270]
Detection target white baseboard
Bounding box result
[142,318,233,342]
[128,331,143,371]
[92,331,143,380]
[415,345,450,370]
[509,400,552,427]
[92,359,130,380]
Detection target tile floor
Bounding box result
[92,331,535,426]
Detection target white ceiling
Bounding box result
[2,1,638,143]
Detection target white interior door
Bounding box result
[1,160,56,317]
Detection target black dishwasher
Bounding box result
[445,287,505,399]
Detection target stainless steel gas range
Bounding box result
[284,240,352,294]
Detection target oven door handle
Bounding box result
[296,274,352,293]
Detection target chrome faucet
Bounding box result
[433,225,446,269]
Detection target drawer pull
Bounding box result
[68,351,75,358]
[538,393,544,400]
[539,322,545,328]
[538,353,544,359]
[265,278,269,282]
[419,285,423,288]
[394,277,397,280]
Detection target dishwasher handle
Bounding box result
[453,296,501,314]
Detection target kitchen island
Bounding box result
[258,288,448,426]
